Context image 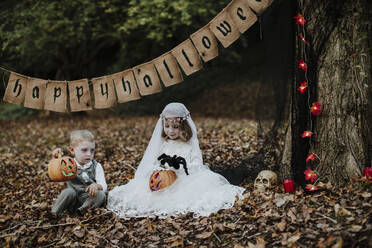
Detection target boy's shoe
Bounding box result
[48,211,60,219]
[77,206,87,216]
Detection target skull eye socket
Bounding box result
[262,178,269,184]
[255,178,262,183]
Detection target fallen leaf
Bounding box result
[170,236,184,247]
[115,231,124,239]
[234,244,245,248]
[361,192,371,198]
[288,231,301,245]
[224,223,237,230]
[195,231,213,239]
[332,237,343,248]
[256,237,266,248]
[148,235,161,241]
[73,226,85,238]
[277,221,286,232]
[287,209,297,222]
[37,235,47,243]
[147,223,153,232]
[349,225,362,232]
[335,204,353,216]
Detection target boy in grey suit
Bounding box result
[51,130,107,217]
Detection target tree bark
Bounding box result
[282,0,371,186]
[309,0,371,185]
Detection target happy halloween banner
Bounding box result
[2,0,272,113]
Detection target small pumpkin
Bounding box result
[48,156,77,182]
[149,170,177,192]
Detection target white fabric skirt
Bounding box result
[107,169,245,219]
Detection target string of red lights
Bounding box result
[295,1,322,191]
[283,1,323,193]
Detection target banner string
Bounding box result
[0,66,13,74]
[0,66,12,89]
[258,16,263,40]
[2,72,7,89]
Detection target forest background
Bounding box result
[0,1,371,247]
[0,0,288,120]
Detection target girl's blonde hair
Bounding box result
[70,130,95,147]
[161,118,193,142]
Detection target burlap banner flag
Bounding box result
[24,78,47,110]
[190,25,219,62]
[227,0,257,33]
[171,39,202,76]
[91,76,117,109]
[110,70,140,103]
[133,62,162,96]
[153,52,183,87]
[68,79,92,112]
[209,9,240,48]
[44,80,68,113]
[247,0,273,15]
[3,72,28,105]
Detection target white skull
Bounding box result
[254,170,278,193]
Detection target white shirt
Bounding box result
[74,159,107,192]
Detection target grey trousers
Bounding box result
[51,187,106,215]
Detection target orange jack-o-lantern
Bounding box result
[149,170,177,192]
[48,156,77,182]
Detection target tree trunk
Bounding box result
[310,0,371,185]
[282,0,371,186]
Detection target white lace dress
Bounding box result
[107,139,245,219]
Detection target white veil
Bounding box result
[134,103,203,180]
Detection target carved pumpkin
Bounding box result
[149,170,177,192]
[48,156,77,182]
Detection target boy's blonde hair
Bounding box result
[70,130,95,147]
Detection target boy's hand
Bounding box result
[86,183,103,198]
[52,148,63,158]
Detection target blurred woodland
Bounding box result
[0,0,291,120]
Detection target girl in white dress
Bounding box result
[107,103,245,219]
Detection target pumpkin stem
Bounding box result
[54,151,63,159]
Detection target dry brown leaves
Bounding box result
[0,116,371,247]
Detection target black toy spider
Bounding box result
[157,153,189,175]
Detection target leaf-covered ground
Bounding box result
[0,116,371,247]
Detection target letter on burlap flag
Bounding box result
[246,0,273,15]
[227,0,257,33]
[91,76,117,109]
[44,81,68,113]
[153,52,183,87]
[133,62,162,96]
[111,70,140,103]
[68,79,92,112]
[171,39,202,76]
[209,9,240,48]
[24,78,47,110]
[3,72,28,105]
[190,26,219,62]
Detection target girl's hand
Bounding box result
[52,148,63,158]
[86,183,103,198]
